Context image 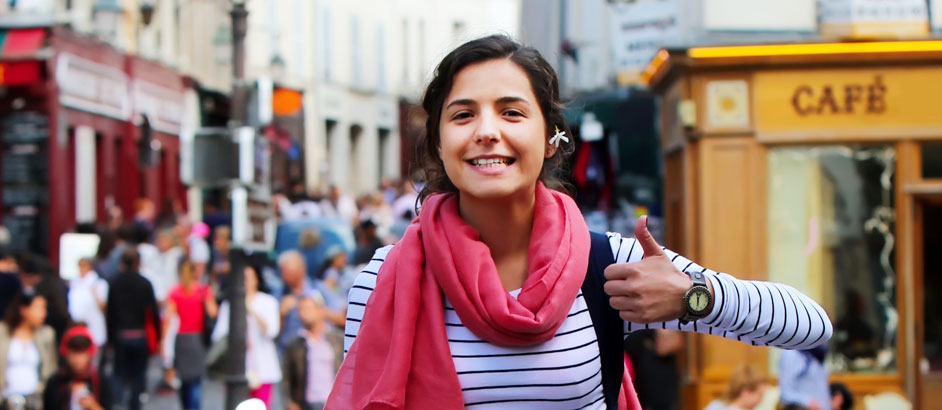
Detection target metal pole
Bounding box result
[231,2,249,126]
[223,248,249,409]
[225,2,250,409]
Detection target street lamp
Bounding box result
[92,0,123,43]
[270,53,286,81]
[139,1,155,27]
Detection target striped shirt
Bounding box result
[343,232,833,409]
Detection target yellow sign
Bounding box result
[754,67,942,140]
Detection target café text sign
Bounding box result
[790,75,886,116]
[754,67,942,141]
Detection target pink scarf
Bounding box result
[328,183,634,409]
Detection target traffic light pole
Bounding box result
[224,3,250,409]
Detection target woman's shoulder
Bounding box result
[349,245,396,295]
[37,325,56,344]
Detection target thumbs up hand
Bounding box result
[603,215,706,324]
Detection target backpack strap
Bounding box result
[583,231,623,409]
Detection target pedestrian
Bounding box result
[164,260,218,410]
[17,254,70,343]
[624,329,683,410]
[319,186,358,223]
[67,258,109,349]
[277,251,344,349]
[779,346,830,410]
[703,365,768,410]
[209,225,232,297]
[130,198,156,242]
[175,216,210,283]
[283,294,339,410]
[352,220,383,266]
[151,228,184,306]
[212,266,281,407]
[329,35,833,409]
[42,325,111,410]
[105,248,160,410]
[0,249,21,318]
[0,292,56,410]
[828,382,853,410]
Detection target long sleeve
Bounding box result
[212,301,230,342]
[258,295,281,340]
[606,232,833,350]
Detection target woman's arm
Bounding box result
[211,301,230,342]
[606,232,833,350]
[204,287,219,319]
[255,295,281,339]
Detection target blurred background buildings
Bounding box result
[1,0,941,409]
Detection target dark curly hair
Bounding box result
[416,34,574,205]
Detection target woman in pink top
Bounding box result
[164,260,218,410]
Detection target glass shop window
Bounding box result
[767,146,897,373]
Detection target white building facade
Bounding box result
[242,0,521,195]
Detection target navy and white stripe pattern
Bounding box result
[343,233,832,409]
[606,232,833,349]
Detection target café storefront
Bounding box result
[644,41,942,409]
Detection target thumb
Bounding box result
[634,215,664,258]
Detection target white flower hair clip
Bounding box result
[549,126,569,148]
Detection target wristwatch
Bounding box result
[680,271,712,324]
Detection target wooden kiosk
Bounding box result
[643,41,942,410]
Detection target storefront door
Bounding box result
[916,195,942,409]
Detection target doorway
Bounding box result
[917,196,942,409]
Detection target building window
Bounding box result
[349,125,363,192]
[417,19,425,83]
[322,7,332,82]
[351,15,361,85]
[378,128,390,181]
[377,25,387,92]
[767,146,897,373]
[402,18,409,84]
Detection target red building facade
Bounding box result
[0,26,190,263]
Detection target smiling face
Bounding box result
[438,58,554,202]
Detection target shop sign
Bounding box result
[754,67,942,140]
[610,0,679,79]
[132,80,184,134]
[55,53,131,120]
[819,0,929,39]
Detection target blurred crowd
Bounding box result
[626,328,855,410]
[0,179,420,410]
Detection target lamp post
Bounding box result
[92,0,122,43]
[224,2,251,410]
[139,1,155,26]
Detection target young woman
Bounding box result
[331,35,833,410]
[164,260,218,410]
[212,265,281,407]
[0,293,57,409]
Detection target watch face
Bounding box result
[687,287,711,314]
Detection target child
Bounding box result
[42,325,111,410]
[703,365,768,410]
